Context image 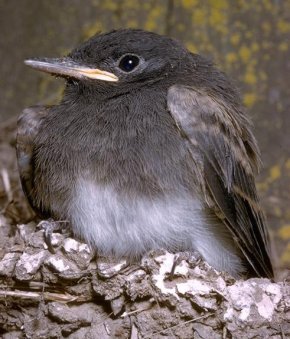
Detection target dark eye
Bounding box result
[118,54,140,72]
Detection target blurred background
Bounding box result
[0,0,289,274]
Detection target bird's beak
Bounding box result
[24,58,119,82]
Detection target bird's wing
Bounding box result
[16,106,50,217]
[167,85,273,278]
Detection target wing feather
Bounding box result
[168,85,273,278]
[16,106,50,217]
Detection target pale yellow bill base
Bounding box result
[24,58,119,82]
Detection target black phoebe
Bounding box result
[18,29,273,278]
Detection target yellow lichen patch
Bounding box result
[261,21,272,34]
[251,42,259,53]
[102,2,118,11]
[285,159,290,170]
[202,43,216,55]
[263,0,275,12]
[279,42,289,52]
[277,19,290,33]
[181,0,199,9]
[243,93,258,108]
[280,242,290,265]
[144,5,164,32]
[208,0,228,34]
[177,23,186,32]
[278,225,290,240]
[256,181,269,192]
[244,70,257,85]
[208,0,228,9]
[269,165,281,182]
[225,52,238,64]
[35,76,64,107]
[239,45,251,63]
[192,8,207,26]
[273,206,282,218]
[245,30,253,39]
[125,0,140,9]
[126,20,138,29]
[83,22,103,40]
[230,33,241,46]
[186,42,198,53]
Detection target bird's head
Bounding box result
[24,29,196,99]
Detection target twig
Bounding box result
[1,168,13,203]
[121,305,152,318]
[0,290,78,303]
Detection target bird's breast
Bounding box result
[35,100,198,217]
[68,177,206,258]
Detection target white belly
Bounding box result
[68,178,243,276]
[68,178,206,257]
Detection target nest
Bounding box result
[0,119,289,338]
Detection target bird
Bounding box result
[18,28,273,279]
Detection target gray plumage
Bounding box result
[18,29,273,278]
